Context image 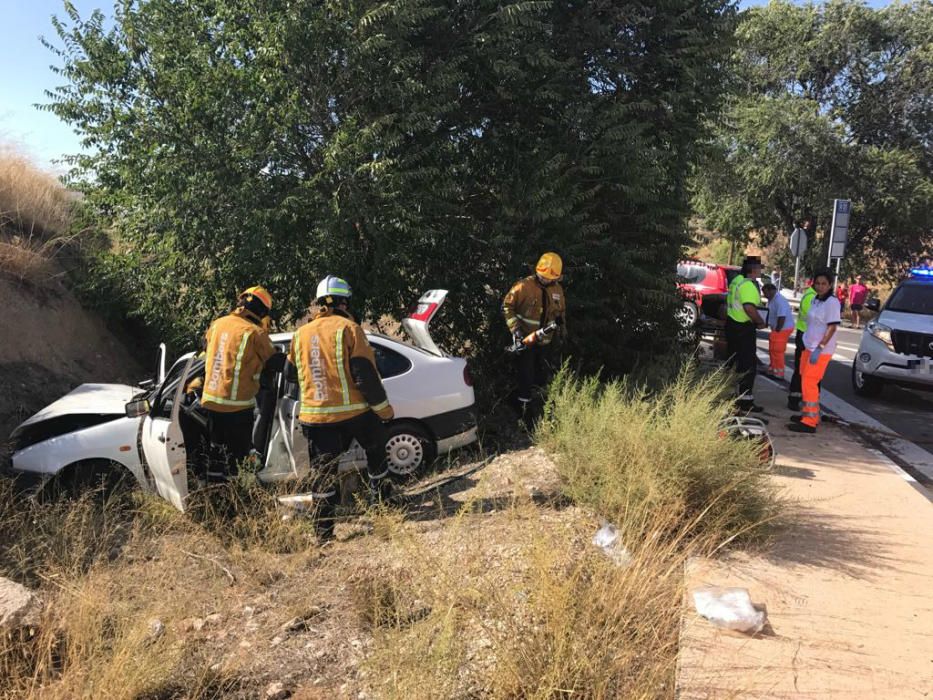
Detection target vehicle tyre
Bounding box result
[678,300,699,328]
[41,460,134,502]
[851,360,883,398]
[384,421,436,479]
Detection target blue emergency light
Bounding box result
[909,266,933,279]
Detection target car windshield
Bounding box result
[886,282,933,315]
[676,264,706,284]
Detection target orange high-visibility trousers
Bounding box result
[800,350,832,428]
[767,328,793,379]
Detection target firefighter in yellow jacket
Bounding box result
[503,252,567,415]
[201,286,277,481]
[287,276,394,541]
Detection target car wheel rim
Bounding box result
[854,368,864,388]
[386,434,424,475]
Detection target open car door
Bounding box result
[401,289,448,356]
[141,356,191,511]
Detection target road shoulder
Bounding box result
[676,378,933,699]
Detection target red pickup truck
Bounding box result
[677,260,741,327]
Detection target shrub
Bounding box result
[536,364,779,544]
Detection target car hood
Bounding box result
[19,383,139,428]
[878,310,933,333]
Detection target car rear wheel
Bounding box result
[852,360,883,398]
[384,422,436,478]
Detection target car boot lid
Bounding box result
[402,289,448,356]
[18,383,138,428]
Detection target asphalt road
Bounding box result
[757,325,933,453]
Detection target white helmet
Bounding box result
[316,275,352,304]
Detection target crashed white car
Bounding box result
[7,291,477,510]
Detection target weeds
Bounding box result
[537,364,779,544]
[0,145,77,286]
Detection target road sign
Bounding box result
[789,227,808,257]
[827,199,850,263]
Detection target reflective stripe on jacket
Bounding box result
[795,287,817,333]
[502,275,566,343]
[201,309,276,413]
[726,275,760,323]
[288,308,393,425]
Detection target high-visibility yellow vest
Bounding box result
[795,287,816,333]
[726,275,761,323]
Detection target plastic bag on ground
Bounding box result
[592,522,632,568]
[692,586,766,633]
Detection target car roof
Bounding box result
[269,329,433,356]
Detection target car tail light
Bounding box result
[463,363,473,387]
[407,301,439,322]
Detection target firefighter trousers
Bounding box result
[204,408,254,481]
[301,411,389,539]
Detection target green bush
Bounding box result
[537,365,779,544]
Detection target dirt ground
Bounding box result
[677,379,933,699]
[0,275,141,455]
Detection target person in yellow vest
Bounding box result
[201,286,277,481]
[286,276,394,541]
[725,256,767,412]
[788,284,817,411]
[502,252,567,418]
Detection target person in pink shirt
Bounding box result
[848,275,869,329]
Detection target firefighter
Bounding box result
[201,286,277,481]
[286,276,394,542]
[502,252,567,418]
[725,256,767,412]
[788,284,817,411]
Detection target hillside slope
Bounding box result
[0,276,141,455]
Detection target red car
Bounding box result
[676,260,741,327]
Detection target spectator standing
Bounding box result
[836,281,848,313]
[848,275,869,329]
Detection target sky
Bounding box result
[0,0,894,172]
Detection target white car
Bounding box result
[852,268,933,397]
[6,291,477,510]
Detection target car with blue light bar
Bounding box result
[852,267,933,397]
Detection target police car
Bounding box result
[852,267,933,397]
[6,291,477,510]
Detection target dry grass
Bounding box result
[0,368,780,699]
[0,146,77,286]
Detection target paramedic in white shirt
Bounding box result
[788,268,841,434]
[762,282,793,380]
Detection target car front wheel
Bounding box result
[384,422,437,478]
[852,360,883,398]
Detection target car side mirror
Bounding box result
[866,298,881,312]
[125,398,150,418]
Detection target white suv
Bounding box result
[852,269,933,397]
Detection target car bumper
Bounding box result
[855,334,933,388]
[423,405,477,442]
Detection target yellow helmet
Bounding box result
[535,252,563,281]
[239,285,273,311]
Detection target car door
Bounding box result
[141,356,192,511]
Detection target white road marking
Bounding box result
[756,350,933,483]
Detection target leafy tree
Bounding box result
[693,0,933,284]
[45,0,734,376]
